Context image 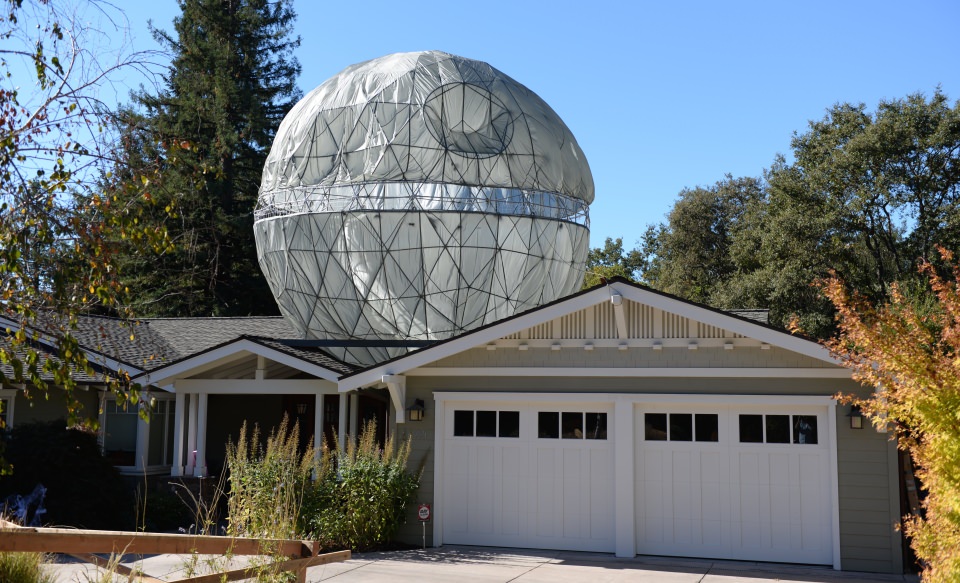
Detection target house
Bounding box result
[0,278,902,574]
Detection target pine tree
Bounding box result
[118,0,301,316]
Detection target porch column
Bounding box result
[193,392,209,478]
[337,392,348,450]
[186,394,198,475]
[613,398,636,558]
[172,391,186,476]
[313,391,324,454]
[134,405,149,472]
[97,391,107,452]
[349,392,359,438]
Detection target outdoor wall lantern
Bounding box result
[847,404,864,429]
[296,403,308,415]
[407,399,426,422]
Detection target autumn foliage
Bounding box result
[822,249,960,582]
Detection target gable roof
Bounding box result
[338,277,839,391]
[131,335,355,386]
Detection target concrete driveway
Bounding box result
[49,546,918,583]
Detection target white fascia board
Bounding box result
[611,283,838,364]
[174,378,338,395]
[0,316,142,376]
[135,339,342,386]
[433,392,837,407]
[408,367,852,379]
[339,287,613,391]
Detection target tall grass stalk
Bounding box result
[0,552,54,583]
[226,416,315,540]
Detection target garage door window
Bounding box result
[453,410,520,438]
[538,412,607,440]
[739,414,818,444]
[645,413,718,442]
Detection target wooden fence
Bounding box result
[0,520,349,582]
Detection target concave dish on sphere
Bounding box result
[254,50,594,365]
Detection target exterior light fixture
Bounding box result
[847,405,864,429]
[296,403,308,415]
[407,399,426,422]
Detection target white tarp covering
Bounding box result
[255,51,593,365]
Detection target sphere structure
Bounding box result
[255,51,593,365]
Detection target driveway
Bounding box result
[49,546,919,583]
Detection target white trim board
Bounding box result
[433,392,837,406]
[173,378,338,395]
[409,367,851,379]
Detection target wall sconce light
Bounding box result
[407,399,426,422]
[847,405,864,429]
[296,403,308,415]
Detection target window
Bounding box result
[453,409,520,438]
[104,400,138,466]
[738,413,818,445]
[499,411,520,438]
[794,415,818,444]
[453,410,474,436]
[538,411,559,438]
[646,413,718,442]
[538,412,607,440]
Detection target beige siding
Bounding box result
[835,405,902,574]
[395,384,438,546]
[12,387,100,425]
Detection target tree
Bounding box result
[582,237,643,288]
[641,175,761,304]
[117,0,301,317]
[0,0,166,439]
[640,90,960,338]
[822,249,960,583]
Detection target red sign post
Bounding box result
[417,503,431,549]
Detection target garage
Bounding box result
[636,404,834,565]
[439,400,615,552]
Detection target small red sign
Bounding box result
[417,503,431,522]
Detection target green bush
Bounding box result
[0,420,132,529]
[0,552,54,583]
[224,418,420,551]
[225,416,314,540]
[305,421,420,550]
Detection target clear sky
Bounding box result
[105,0,960,248]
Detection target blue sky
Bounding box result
[110,1,960,248]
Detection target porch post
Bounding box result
[337,392,348,450]
[313,391,324,454]
[193,392,209,478]
[97,391,107,452]
[186,393,198,475]
[172,390,186,476]
[134,405,149,472]
[349,392,359,438]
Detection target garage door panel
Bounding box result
[443,402,614,552]
[500,446,522,536]
[638,405,833,566]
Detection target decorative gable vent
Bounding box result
[593,302,617,339]
[627,303,655,338]
[561,311,588,339]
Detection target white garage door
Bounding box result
[441,401,615,552]
[636,404,833,565]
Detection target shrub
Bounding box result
[225,416,314,540]
[0,552,54,583]
[305,421,420,550]
[0,420,132,529]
